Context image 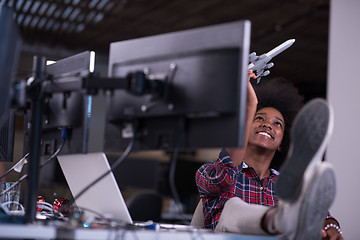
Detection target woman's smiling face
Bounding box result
[248,107,285,151]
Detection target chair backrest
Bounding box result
[190,199,204,227]
[126,190,163,222]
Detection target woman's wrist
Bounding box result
[323,223,343,237]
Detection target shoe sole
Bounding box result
[275,98,334,202]
[295,162,336,240]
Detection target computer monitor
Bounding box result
[23,51,100,156]
[104,20,251,152]
[0,4,21,162]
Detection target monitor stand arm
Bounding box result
[24,56,47,224]
[83,63,177,100]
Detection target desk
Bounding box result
[0,223,280,240]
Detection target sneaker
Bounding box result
[275,98,334,201]
[272,162,336,240]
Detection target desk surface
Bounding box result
[0,223,280,240]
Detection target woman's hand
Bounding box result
[322,228,344,240]
[322,219,343,240]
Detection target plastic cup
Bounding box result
[0,182,21,212]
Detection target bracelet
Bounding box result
[324,223,343,236]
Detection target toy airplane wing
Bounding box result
[248,39,295,83]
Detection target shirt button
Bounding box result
[260,187,263,190]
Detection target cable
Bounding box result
[168,118,186,219]
[0,128,67,198]
[57,135,135,225]
[0,153,29,181]
[0,174,26,199]
[36,201,65,220]
[40,139,65,168]
[41,127,67,168]
[70,135,135,205]
[109,135,136,171]
[1,201,25,216]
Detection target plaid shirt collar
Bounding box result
[241,161,280,176]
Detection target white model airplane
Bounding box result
[248,39,295,83]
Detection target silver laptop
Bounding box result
[57,152,133,224]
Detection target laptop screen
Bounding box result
[57,152,133,224]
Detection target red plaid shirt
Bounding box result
[195,148,279,230]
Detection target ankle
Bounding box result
[261,207,279,235]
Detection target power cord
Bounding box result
[0,153,29,181]
[69,135,135,208]
[0,128,68,208]
[168,118,189,223]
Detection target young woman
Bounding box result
[196,71,342,239]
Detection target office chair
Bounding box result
[190,199,204,227]
[126,190,163,222]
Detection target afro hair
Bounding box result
[252,77,304,170]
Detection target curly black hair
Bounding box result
[252,77,304,170]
